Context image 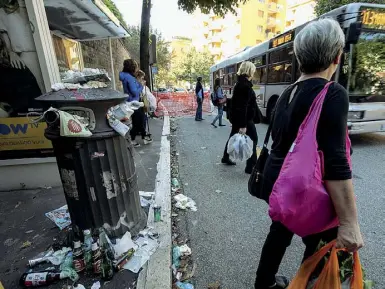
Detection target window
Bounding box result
[269,45,293,64]
[257,25,263,33]
[253,67,267,85]
[251,55,267,66]
[258,10,264,18]
[259,0,265,3]
[267,63,292,83]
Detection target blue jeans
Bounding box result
[212,105,223,125]
[195,98,203,120]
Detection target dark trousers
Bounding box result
[195,98,203,120]
[255,222,338,288]
[223,121,258,169]
[130,107,146,141]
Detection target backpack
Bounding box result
[211,88,220,107]
[268,82,352,237]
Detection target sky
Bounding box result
[113,0,195,40]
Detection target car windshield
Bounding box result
[348,31,385,101]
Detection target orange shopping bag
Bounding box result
[288,240,363,289]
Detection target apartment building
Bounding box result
[192,0,287,61]
[285,0,316,30]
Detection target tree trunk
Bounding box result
[140,0,151,86]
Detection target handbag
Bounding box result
[248,118,273,200]
[268,82,352,237]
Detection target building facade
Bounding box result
[192,0,287,61]
[285,0,316,30]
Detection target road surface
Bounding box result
[174,114,385,289]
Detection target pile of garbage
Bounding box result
[53,68,111,91]
[20,226,160,288]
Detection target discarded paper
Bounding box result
[174,194,197,211]
[45,205,71,230]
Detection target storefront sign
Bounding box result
[0,117,52,151]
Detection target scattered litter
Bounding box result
[176,271,183,281]
[172,245,192,270]
[20,241,32,249]
[215,190,222,194]
[123,236,159,273]
[174,194,197,211]
[172,178,180,188]
[45,205,71,230]
[140,196,152,208]
[91,152,105,159]
[15,201,21,208]
[176,153,180,156]
[29,248,54,267]
[40,186,52,190]
[91,281,101,289]
[153,205,162,222]
[208,281,221,289]
[201,147,207,150]
[46,247,71,265]
[73,285,86,289]
[26,230,34,234]
[139,191,155,198]
[172,213,179,217]
[175,281,194,289]
[113,232,137,260]
[184,183,188,187]
[182,262,197,281]
[4,238,19,247]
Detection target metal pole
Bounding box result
[108,37,116,90]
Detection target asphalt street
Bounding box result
[174,114,385,289]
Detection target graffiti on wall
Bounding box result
[0,0,44,118]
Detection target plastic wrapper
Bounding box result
[123,236,159,273]
[45,205,71,230]
[174,194,197,211]
[227,133,253,162]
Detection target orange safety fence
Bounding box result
[154,92,212,117]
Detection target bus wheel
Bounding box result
[266,95,279,124]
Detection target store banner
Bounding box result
[0,117,52,151]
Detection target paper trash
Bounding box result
[45,205,71,230]
[174,194,197,211]
[123,236,159,273]
[113,232,138,260]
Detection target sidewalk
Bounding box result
[0,117,164,289]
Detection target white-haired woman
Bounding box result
[254,18,363,289]
[222,61,261,174]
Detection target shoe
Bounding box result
[221,158,236,166]
[211,123,217,128]
[132,141,140,148]
[143,136,153,145]
[195,119,202,121]
[219,124,226,127]
[255,276,289,289]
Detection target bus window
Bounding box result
[284,64,292,83]
[254,67,267,84]
[267,64,289,83]
[269,45,293,64]
[233,73,238,84]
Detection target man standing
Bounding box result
[195,77,204,121]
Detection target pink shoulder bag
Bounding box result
[268,82,352,237]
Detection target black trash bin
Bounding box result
[36,88,147,237]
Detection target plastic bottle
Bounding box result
[72,240,85,273]
[60,251,73,271]
[20,270,63,287]
[92,241,102,274]
[83,229,93,272]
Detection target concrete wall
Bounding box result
[81,39,130,92]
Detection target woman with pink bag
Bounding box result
[254,19,364,289]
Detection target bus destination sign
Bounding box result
[362,8,385,30]
[270,31,294,49]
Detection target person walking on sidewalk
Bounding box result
[211,78,226,128]
[254,19,363,289]
[119,59,152,147]
[195,77,204,121]
[221,61,259,174]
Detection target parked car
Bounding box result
[154,87,171,99]
[173,88,188,93]
[203,88,210,98]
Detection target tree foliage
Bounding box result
[173,48,214,86]
[178,0,249,16]
[102,0,127,28]
[314,0,384,16]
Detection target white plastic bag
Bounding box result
[227,133,253,162]
[143,86,157,111]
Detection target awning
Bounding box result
[44,0,129,41]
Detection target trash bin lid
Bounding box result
[36,88,127,103]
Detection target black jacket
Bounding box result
[230,75,260,127]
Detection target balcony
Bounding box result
[209,21,222,31]
[267,17,276,27]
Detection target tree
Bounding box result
[139,0,250,89]
[140,0,152,85]
[314,0,384,16]
[173,48,214,87]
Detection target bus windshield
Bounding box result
[349,31,385,99]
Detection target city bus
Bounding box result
[209,3,385,134]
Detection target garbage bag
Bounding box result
[227,133,253,162]
[289,240,363,289]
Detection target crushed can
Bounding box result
[153,205,161,222]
